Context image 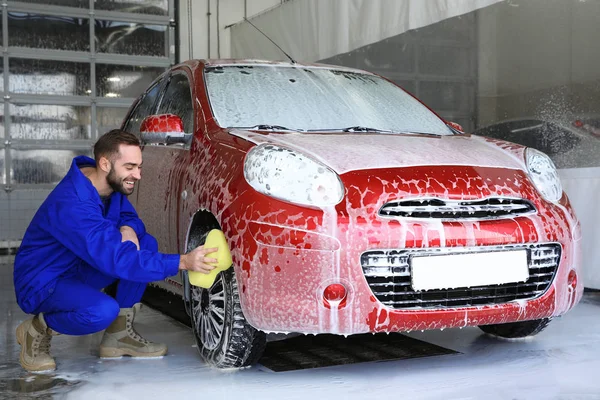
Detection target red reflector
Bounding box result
[573,120,584,128]
[323,283,348,309]
[568,270,577,287]
[324,284,346,301]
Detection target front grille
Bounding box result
[361,244,560,309]
[378,198,536,220]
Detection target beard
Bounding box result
[106,165,135,196]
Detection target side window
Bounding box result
[156,73,193,132]
[123,83,161,135]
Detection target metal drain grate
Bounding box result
[258,333,459,372]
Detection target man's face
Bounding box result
[105,144,142,196]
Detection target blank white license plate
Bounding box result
[411,250,529,291]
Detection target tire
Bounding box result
[478,318,551,339]
[181,271,192,317]
[189,267,266,368]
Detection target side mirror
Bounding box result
[140,114,192,146]
[447,121,465,134]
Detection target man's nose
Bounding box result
[133,168,142,180]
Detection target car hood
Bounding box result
[229,130,527,174]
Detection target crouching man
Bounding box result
[13,129,217,372]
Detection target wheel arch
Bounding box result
[184,208,222,252]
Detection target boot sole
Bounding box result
[99,347,167,359]
[16,322,56,372]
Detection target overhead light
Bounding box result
[86,89,92,94]
[107,77,121,82]
[105,92,120,98]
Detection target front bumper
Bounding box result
[229,210,582,335]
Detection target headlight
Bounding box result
[525,148,563,203]
[244,144,344,208]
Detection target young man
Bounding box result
[13,129,217,372]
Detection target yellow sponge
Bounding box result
[188,229,233,288]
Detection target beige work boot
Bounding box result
[99,303,167,358]
[16,314,60,372]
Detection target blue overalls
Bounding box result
[13,156,180,335]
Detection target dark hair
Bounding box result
[94,129,140,162]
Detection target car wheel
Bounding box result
[478,318,551,339]
[189,267,266,368]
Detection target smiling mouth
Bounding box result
[124,180,136,186]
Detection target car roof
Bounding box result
[198,58,376,75]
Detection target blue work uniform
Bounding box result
[13,156,180,335]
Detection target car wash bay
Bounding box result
[2,256,600,399]
[2,0,600,399]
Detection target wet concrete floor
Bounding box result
[2,255,600,400]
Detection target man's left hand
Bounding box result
[120,226,140,250]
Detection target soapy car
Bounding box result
[123,59,583,368]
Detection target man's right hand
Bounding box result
[179,246,219,274]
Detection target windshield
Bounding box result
[204,65,453,135]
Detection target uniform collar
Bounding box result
[69,155,102,202]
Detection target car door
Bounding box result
[134,70,195,254]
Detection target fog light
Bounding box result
[323,283,347,309]
[568,270,577,288]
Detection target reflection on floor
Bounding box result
[2,255,600,399]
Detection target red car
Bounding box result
[124,60,583,368]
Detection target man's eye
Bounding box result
[126,166,134,170]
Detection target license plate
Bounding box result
[411,250,529,291]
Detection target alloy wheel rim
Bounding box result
[191,273,226,351]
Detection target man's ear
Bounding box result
[98,156,112,173]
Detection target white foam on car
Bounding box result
[232,131,526,174]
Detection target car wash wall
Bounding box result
[0,0,175,252]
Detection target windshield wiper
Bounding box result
[228,124,305,132]
[341,126,393,133]
[306,126,393,133]
[307,127,444,136]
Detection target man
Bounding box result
[13,129,217,372]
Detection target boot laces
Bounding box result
[31,332,51,357]
[126,315,150,345]
[38,334,52,354]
